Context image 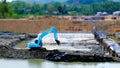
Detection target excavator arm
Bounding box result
[27,26,60,48]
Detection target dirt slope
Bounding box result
[0,17,91,33]
[0,16,120,34]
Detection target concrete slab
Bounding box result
[30,32,97,44]
[43,45,92,51]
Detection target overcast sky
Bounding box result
[7,0,13,2]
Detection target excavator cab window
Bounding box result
[35,40,41,45]
[35,40,38,44]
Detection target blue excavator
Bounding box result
[27,26,60,49]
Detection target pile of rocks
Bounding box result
[0,32,28,47]
[0,39,20,46]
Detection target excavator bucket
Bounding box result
[55,40,60,45]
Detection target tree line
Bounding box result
[0,0,120,18]
[66,0,108,5]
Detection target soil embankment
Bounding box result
[0,16,120,34]
[0,16,91,33]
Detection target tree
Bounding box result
[47,4,55,14]
[0,0,12,18]
[58,6,62,14]
[58,5,68,15]
[62,5,68,14]
[11,0,27,14]
[91,1,120,14]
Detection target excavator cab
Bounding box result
[27,26,60,49]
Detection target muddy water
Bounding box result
[0,59,120,68]
[16,40,29,48]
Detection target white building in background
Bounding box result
[113,11,120,16]
[95,12,108,16]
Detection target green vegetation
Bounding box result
[0,0,120,18]
[67,0,108,5]
[0,0,12,18]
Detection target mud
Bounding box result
[0,45,119,62]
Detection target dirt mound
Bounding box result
[95,20,120,34]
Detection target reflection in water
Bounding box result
[0,59,120,68]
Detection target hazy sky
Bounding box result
[6,0,13,2]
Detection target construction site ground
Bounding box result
[0,16,120,62]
